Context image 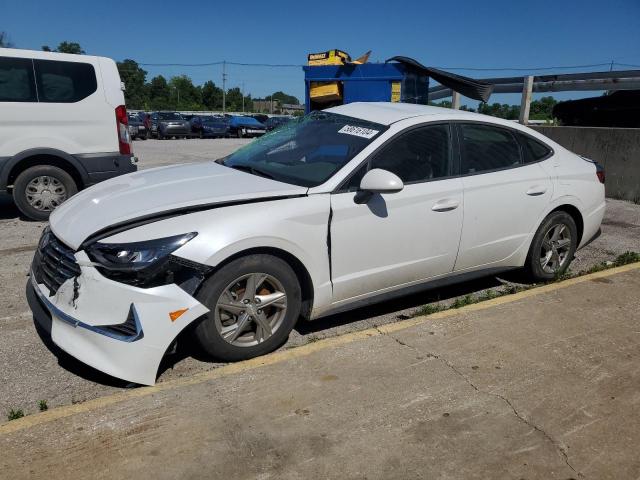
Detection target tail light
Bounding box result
[115,105,131,155]
[595,163,605,184]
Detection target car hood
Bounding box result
[50,162,308,250]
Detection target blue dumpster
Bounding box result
[303,63,430,113]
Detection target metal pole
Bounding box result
[519,75,534,125]
[451,91,461,110]
[222,61,226,114]
[242,82,245,113]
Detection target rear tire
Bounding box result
[525,211,578,282]
[13,165,78,221]
[191,254,301,361]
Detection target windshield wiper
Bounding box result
[227,164,275,180]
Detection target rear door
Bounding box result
[330,123,464,302]
[454,122,553,271]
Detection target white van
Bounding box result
[0,48,137,220]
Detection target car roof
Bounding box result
[326,102,492,126]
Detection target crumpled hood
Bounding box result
[50,162,307,250]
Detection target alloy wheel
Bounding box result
[214,273,288,347]
[539,223,572,274]
[25,176,67,211]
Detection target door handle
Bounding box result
[526,186,547,196]
[432,199,460,212]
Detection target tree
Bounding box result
[529,96,557,120]
[270,91,299,105]
[0,31,14,48]
[42,41,85,54]
[117,59,148,109]
[148,75,171,110]
[168,75,201,110]
[201,81,223,110]
[225,87,244,111]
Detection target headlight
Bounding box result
[87,233,197,271]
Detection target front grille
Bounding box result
[33,230,81,296]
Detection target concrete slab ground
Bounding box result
[1,264,638,480]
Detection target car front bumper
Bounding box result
[27,250,209,385]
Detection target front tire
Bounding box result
[191,254,301,361]
[525,211,578,281]
[13,165,78,221]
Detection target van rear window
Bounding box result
[0,57,37,102]
[33,59,97,103]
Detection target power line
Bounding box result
[121,60,640,73]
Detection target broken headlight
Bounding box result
[87,233,197,271]
[85,233,210,292]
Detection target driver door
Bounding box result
[329,123,464,302]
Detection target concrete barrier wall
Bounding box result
[531,126,640,202]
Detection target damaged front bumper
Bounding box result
[28,249,209,385]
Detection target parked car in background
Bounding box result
[26,102,605,385]
[196,116,230,138]
[154,112,191,139]
[139,112,152,138]
[228,116,266,138]
[250,114,269,123]
[265,116,292,131]
[190,115,219,137]
[127,113,146,140]
[0,47,137,220]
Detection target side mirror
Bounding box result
[354,168,404,204]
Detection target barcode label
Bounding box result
[338,125,379,139]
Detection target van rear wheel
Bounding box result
[13,165,78,221]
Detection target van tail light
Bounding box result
[595,163,605,184]
[115,105,131,155]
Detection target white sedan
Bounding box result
[27,102,605,385]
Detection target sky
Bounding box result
[2,0,639,107]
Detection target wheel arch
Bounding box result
[2,148,88,191]
[199,246,315,321]
[549,204,584,246]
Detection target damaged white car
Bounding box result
[27,102,605,385]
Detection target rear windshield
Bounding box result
[223,111,387,187]
[158,112,183,120]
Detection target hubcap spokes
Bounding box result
[540,223,572,274]
[215,273,287,347]
[25,176,67,211]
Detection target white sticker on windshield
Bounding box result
[338,125,379,139]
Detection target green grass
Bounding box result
[414,251,639,319]
[7,409,24,421]
[38,400,48,412]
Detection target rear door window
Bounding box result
[0,57,37,102]
[459,123,522,174]
[33,59,97,103]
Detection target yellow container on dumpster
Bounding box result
[307,49,351,66]
[309,82,342,103]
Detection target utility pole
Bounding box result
[222,61,227,114]
[242,82,245,113]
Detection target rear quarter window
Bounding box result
[0,57,37,102]
[33,59,97,103]
[517,132,552,163]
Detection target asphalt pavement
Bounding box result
[2,264,639,479]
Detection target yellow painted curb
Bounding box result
[2,261,639,436]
